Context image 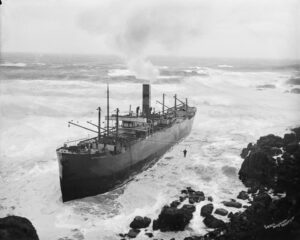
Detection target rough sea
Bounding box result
[0,53,299,240]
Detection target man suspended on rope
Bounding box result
[183,149,187,157]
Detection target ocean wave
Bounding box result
[286,76,300,85]
[218,64,233,68]
[0,62,27,67]
[107,69,135,77]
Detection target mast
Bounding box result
[162,93,165,115]
[97,107,101,141]
[185,98,188,117]
[174,94,177,117]
[107,84,109,136]
[116,108,119,139]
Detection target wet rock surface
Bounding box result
[237,190,249,200]
[222,200,242,208]
[153,204,196,231]
[200,203,214,217]
[214,208,228,216]
[203,215,226,229]
[127,228,140,238]
[129,216,151,229]
[0,216,39,240]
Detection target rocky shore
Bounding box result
[120,127,300,240]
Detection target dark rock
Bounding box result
[184,237,202,240]
[130,216,151,229]
[247,185,259,194]
[214,208,228,216]
[283,133,296,145]
[207,196,213,202]
[153,204,195,231]
[179,196,187,202]
[240,143,253,159]
[170,200,180,208]
[292,127,300,141]
[181,189,188,194]
[237,190,249,200]
[285,142,299,154]
[203,215,225,228]
[145,232,153,238]
[269,147,282,156]
[186,187,195,194]
[0,216,39,240]
[200,203,214,217]
[222,200,242,208]
[256,134,284,149]
[239,150,276,187]
[188,191,205,203]
[253,192,272,207]
[127,228,140,238]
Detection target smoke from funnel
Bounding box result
[78,0,210,81]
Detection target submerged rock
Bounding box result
[0,216,39,240]
[153,204,195,231]
[129,216,151,229]
[291,88,300,94]
[127,228,140,238]
[145,232,153,238]
[200,203,214,217]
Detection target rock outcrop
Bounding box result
[153,204,196,231]
[200,203,213,217]
[129,216,151,229]
[222,200,242,208]
[214,208,228,216]
[203,215,225,229]
[187,127,300,240]
[0,216,39,240]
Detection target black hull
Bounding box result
[60,149,164,202]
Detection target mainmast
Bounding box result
[174,94,177,117]
[107,84,109,136]
[185,98,188,117]
[162,93,165,114]
[97,107,101,141]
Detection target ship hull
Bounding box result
[57,116,195,202]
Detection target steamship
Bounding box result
[56,84,196,202]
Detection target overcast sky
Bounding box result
[1,0,299,59]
